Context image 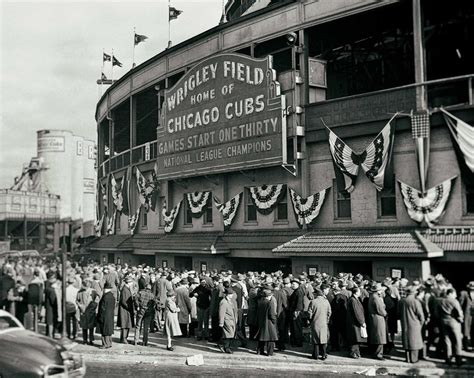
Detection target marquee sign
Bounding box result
[156,53,286,180]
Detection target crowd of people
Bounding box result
[0,257,473,367]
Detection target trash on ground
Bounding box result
[186,354,204,366]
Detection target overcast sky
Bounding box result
[0,0,223,188]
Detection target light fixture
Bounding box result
[285,32,297,46]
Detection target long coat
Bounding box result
[274,289,288,338]
[368,293,387,345]
[246,288,260,327]
[219,298,237,339]
[117,285,135,328]
[346,295,366,344]
[256,296,278,342]
[307,295,331,344]
[399,295,425,351]
[77,288,97,329]
[164,298,182,337]
[175,286,192,324]
[459,290,473,338]
[97,291,115,336]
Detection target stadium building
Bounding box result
[89,0,474,288]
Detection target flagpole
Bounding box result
[168,0,171,49]
[132,27,136,68]
[111,48,114,81]
[101,48,105,96]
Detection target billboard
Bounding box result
[156,53,286,180]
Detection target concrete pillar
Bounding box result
[421,260,431,281]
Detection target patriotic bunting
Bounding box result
[94,214,105,237]
[106,211,116,236]
[110,174,123,212]
[249,184,286,215]
[289,188,329,228]
[162,200,182,233]
[398,176,456,227]
[186,191,211,217]
[136,167,159,212]
[128,206,141,235]
[411,110,431,193]
[441,108,474,186]
[214,193,242,230]
[99,179,108,210]
[326,114,397,193]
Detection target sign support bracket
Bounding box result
[281,163,297,177]
[238,170,255,182]
[203,175,219,186]
[172,179,188,189]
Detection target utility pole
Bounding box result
[60,221,68,338]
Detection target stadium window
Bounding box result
[203,198,213,224]
[116,213,120,230]
[377,177,397,218]
[245,188,257,223]
[465,182,474,215]
[275,190,288,221]
[183,195,193,225]
[141,210,148,228]
[334,180,351,219]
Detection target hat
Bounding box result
[467,281,474,290]
[145,283,152,290]
[290,278,300,284]
[67,277,75,284]
[406,286,418,295]
[180,277,188,284]
[424,277,435,287]
[368,282,387,293]
[383,277,393,285]
[104,282,112,289]
[166,290,175,297]
[338,279,347,288]
[230,275,239,283]
[124,276,134,283]
[283,277,291,284]
[347,281,354,290]
[263,289,272,296]
[224,288,235,295]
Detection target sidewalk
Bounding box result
[75,328,474,376]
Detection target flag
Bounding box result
[169,6,183,21]
[398,176,456,227]
[112,56,122,67]
[150,162,160,212]
[441,108,474,186]
[411,110,430,193]
[289,188,329,228]
[121,167,131,216]
[103,52,111,62]
[101,72,107,81]
[134,33,148,45]
[326,114,397,193]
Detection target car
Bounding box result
[0,310,86,377]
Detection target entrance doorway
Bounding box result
[231,258,292,274]
[174,256,193,271]
[334,260,372,276]
[432,262,474,291]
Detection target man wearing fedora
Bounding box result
[117,275,135,344]
[256,288,278,356]
[97,282,116,349]
[399,286,425,363]
[218,287,238,354]
[175,278,192,337]
[439,288,464,366]
[289,278,305,347]
[459,281,474,351]
[368,282,388,360]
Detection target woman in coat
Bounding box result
[164,291,182,350]
[219,287,238,354]
[256,289,278,356]
[117,277,134,344]
[346,286,366,358]
[97,283,116,349]
[399,286,425,363]
[76,280,98,345]
[367,283,387,360]
[307,286,331,360]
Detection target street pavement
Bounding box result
[76,328,474,377]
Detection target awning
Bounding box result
[422,227,474,252]
[87,235,132,251]
[140,232,229,255]
[222,229,304,251]
[272,228,443,258]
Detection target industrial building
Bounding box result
[0,130,96,252]
[89,0,474,288]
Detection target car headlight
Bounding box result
[44,364,67,377]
